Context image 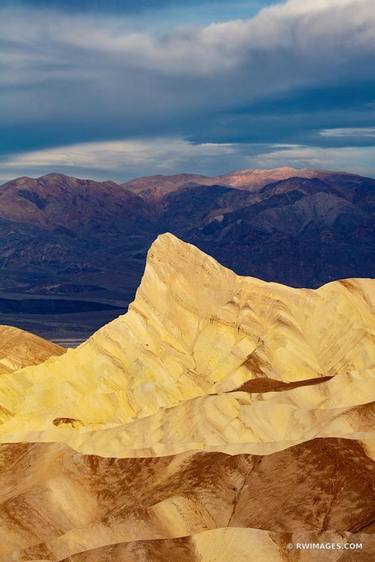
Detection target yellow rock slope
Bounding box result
[0,234,373,434]
[0,325,64,375]
[0,234,374,562]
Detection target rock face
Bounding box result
[0,325,64,374]
[0,235,374,561]
[0,233,373,433]
[0,167,374,340]
[1,439,375,561]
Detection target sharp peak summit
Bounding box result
[145,233,372,292]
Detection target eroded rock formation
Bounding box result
[0,235,374,561]
[0,325,64,374]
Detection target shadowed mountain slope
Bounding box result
[0,438,374,561]
[0,173,149,229]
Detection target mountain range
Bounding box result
[0,166,374,339]
[0,235,374,561]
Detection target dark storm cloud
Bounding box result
[3,0,175,13]
[191,81,375,147]
[4,0,252,13]
[0,0,374,179]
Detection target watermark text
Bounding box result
[287,542,363,551]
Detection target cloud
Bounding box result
[6,0,372,76]
[1,137,374,183]
[0,138,243,182]
[321,127,375,138]
[7,0,254,15]
[0,0,374,176]
[252,144,375,176]
[2,1,193,14]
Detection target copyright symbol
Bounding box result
[287,543,294,550]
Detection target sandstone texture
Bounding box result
[0,326,64,374]
[0,235,374,561]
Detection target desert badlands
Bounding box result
[0,234,374,561]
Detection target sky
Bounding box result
[0,0,374,182]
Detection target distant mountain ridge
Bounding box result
[0,167,374,337]
[0,172,149,228]
[121,166,330,199]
